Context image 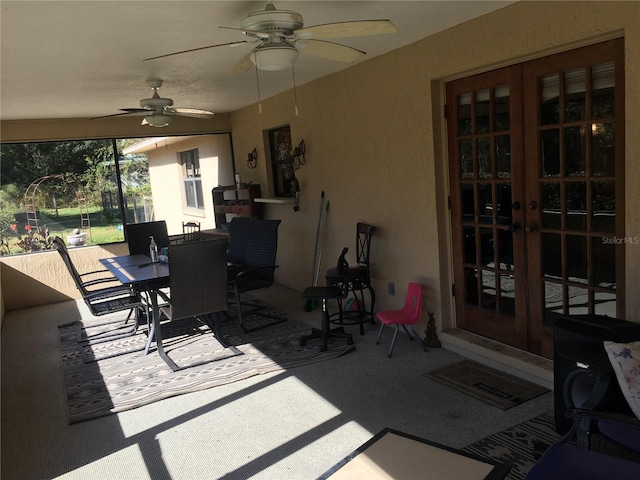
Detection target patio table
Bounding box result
[99,254,179,369]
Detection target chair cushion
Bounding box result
[604,341,640,419]
[598,420,640,453]
[525,443,640,479]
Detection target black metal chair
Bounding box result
[154,238,242,371]
[325,222,376,335]
[125,220,170,255]
[527,392,640,479]
[125,220,171,313]
[226,216,255,274]
[301,248,354,351]
[227,219,284,332]
[53,236,146,346]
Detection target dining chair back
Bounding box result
[375,282,424,357]
[165,238,228,321]
[227,219,284,332]
[125,220,170,255]
[243,219,281,282]
[355,222,374,268]
[53,236,84,287]
[227,216,255,265]
[52,236,141,314]
[182,221,201,243]
[155,238,243,371]
[53,236,149,364]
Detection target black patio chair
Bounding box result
[154,238,242,371]
[227,219,284,332]
[53,236,146,346]
[226,216,255,273]
[125,220,172,308]
[125,220,170,255]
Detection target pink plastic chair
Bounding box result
[375,282,424,357]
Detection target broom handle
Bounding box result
[311,191,324,285]
[314,200,329,286]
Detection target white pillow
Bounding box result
[604,340,640,419]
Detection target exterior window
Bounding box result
[180,149,203,209]
[0,138,149,255]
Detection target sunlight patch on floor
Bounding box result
[153,375,348,479]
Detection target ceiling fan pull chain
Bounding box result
[292,65,299,116]
[255,67,262,114]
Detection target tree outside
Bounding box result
[0,138,150,255]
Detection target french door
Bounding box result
[447,39,624,358]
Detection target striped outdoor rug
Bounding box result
[463,411,561,480]
[57,299,354,424]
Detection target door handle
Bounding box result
[504,223,521,233]
[525,223,538,233]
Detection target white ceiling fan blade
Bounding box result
[143,41,247,61]
[296,39,365,63]
[168,107,215,118]
[294,20,397,40]
[229,52,255,75]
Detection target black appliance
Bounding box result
[553,313,640,434]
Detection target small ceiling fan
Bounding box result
[91,79,215,127]
[143,3,398,74]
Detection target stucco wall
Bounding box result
[2,2,639,335]
[0,243,129,312]
[144,134,235,234]
[229,1,640,331]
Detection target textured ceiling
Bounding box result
[1,1,512,121]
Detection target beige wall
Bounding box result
[2,2,639,336]
[229,1,640,332]
[0,243,129,312]
[143,134,235,234]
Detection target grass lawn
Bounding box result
[6,206,126,254]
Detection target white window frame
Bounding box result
[180,149,204,210]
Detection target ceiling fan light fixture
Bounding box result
[144,113,172,127]
[251,45,299,71]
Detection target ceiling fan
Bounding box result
[143,3,398,74]
[91,79,215,127]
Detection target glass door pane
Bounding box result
[447,65,527,350]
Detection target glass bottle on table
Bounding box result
[149,236,158,262]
